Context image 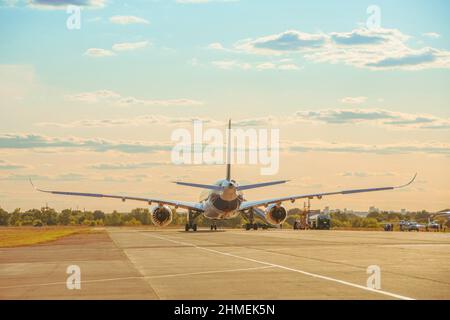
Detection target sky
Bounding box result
[0,0,449,212]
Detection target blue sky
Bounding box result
[0,0,449,211]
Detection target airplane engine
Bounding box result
[151,205,173,227]
[265,204,287,225]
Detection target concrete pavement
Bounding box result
[1,228,449,299]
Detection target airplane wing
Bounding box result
[239,174,416,211]
[30,179,204,212]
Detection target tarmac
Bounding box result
[1,227,449,300]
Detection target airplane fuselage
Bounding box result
[201,179,243,220]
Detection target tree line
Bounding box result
[0,206,447,229]
[0,207,246,228]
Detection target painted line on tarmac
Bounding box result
[147,233,415,300]
[0,266,272,290]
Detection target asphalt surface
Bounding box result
[1,228,449,299]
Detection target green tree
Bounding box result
[105,211,123,226]
[125,217,142,226]
[93,210,105,221]
[286,214,300,226]
[41,207,58,225]
[0,208,10,226]
[58,209,72,225]
[9,208,22,226]
[32,219,43,227]
[367,211,382,221]
[130,208,150,225]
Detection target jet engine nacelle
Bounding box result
[151,205,173,227]
[265,204,287,225]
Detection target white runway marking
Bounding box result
[147,232,415,300]
[0,266,272,290]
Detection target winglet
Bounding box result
[29,178,47,193]
[29,178,36,190]
[396,173,417,189]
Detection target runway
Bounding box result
[1,228,449,299]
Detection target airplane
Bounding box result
[30,120,417,232]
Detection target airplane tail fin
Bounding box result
[226,119,231,181]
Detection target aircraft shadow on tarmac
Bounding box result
[176,230,227,233]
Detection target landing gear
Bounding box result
[185,210,201,232]
[210,223,217,231]
[244,223,259,230]
[185,223,197,231]
[244,209,259,231]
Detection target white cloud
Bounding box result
[277,63,301,70]
[176,0,238,3]
[338,171,396,178]
[65,90,120,103]
[109,15,149,25]
[37,115,221,128]
[2,133,448,156]
[0,0,19,7]
[0,133,173,154]
[112,41,150,51]
[212,60,251,70]
[229,28,450,71]
[84,48,115,57]
[28,0,105,10]
[422,32,440,39]
[85,41,150,57]
[64,90,203,107]
[38,110,450,131]
[255,62,276,70]
[0,160,28,170]
[89,161,169,170]
[340,96,367,105]
[235,30,326,55]
[212,60,301,71]
[294,108,450,130]
[117,97,203,107]
[287,140,450,156]
[207,42,226,50]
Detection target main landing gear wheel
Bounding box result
[185,223,198,232]
[185,210,199,232]
[245,223,259,230]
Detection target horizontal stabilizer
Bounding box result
[237,180,288,191]
[173,181,222,191]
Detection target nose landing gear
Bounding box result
[185,223,197,231]
[185,210,200,232]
